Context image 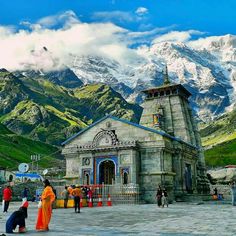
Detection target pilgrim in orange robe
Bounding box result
[36,186,55,231]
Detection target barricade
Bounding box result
[107,194,112,206]
[80,197,83,208]
[56,199,74,208]
[54,183,140,207]
[97,194,103,207]
[88,197,93,207]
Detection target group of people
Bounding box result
[3,179,55,234]
[61,185,93,213]
[156,185,168,208]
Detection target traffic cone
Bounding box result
[80,197,83,208]
[88,197,93,207]
[107,194,112,206]
[97,194,102,207]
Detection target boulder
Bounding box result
[207,168,236,184]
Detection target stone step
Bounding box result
[176,194,212,203]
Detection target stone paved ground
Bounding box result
[0,201,235,235]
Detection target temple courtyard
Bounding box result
[0,201,235,235]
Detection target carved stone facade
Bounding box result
[62,75,209,203]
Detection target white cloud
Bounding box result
[0,11,210,72]
[37,10,80,28]
[128,25,176,38]
[152,30,205,44]
[0,25,16,38]
[92,11,135,23]
[135,7,149,16]
[92,8,150,24]
[0,12,138,71]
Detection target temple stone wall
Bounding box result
[62,78,210,202]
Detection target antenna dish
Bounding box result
[18,163,29,173]
[43,169,48,175]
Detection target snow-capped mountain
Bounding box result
[18,34,236,122]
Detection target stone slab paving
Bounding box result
[0,202,235,235]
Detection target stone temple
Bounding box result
[62,68,209,203]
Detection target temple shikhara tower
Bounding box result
[62,67,209,202]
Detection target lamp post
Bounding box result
[30,154,41,173]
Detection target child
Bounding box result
[6,201,28,233]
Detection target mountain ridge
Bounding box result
[0,69,142,145]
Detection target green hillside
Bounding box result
[201,108,236,167]
[0,70,142,145]
[0,124,61,169]
[204,139,236,167]
[73,83,142,123]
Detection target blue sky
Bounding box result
[0,0,235,35]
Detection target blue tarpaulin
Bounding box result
[15,173,42,179]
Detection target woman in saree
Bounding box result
[36,179,55,231]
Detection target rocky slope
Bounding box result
[69,35,236,122]
[13,35,236,122]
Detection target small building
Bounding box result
[15,173,42,182]
[0,167,15,183]
[62,69,209,202]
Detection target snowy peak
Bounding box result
[8,34,236,122]
[190,34,236,50]
[189,34,236,61]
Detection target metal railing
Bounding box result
[54,183,140,205]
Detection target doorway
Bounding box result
[123,172,129,185]
[83,173,90,185]
[184,164,192,193]
[99,160,115,184]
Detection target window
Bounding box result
[154,92,159,97]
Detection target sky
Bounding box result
[1,0,235,35]
[0,0,235,70]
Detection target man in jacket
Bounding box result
[3,185,12,213]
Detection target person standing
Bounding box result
[161,188,168,208]
[61,186,69,208]
[72,185,81,213]
[156,185,162,207]
[22,187,29,201]
[36,179,55,232]
[230,181,236,206]
[3,185,12,213]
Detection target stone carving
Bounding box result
[120,154,131,164]
[76,140,137,151]
[93,130,118,147]
[82,157,91,166]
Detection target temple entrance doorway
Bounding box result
[99,160,115,184]
[184,163,192,193]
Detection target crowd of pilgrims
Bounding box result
[1,181,94,234]
[2,181,169,234]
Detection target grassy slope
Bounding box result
[1,76,142,145]
[0,124,61,169]
[204,139,236,167]
[1,77,87,145]
[201,109,236,167]
[74,83,142,123]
